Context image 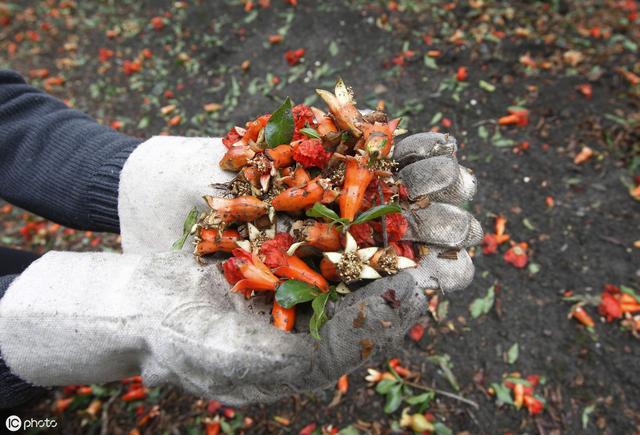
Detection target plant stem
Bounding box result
[377,181,388,247]
[403,380,479,410]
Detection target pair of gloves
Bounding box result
[0,132,481,405]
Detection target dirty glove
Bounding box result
[0,250,428,405]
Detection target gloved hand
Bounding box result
[0,132,480,405]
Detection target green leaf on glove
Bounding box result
[352,203,402,225]
[384,383,403,413]
[375,379,398,395]
[309,290,332,340]
[306,202,340,221]
[299,127,322,139]
[265,97,294,148]
[172,206,198,251]
[276,280,322,309]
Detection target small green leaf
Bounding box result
[309,291,331,340]
[429,112,443,125]
[384,384,403,414]
[478,125,489,139]
[265,97,294,148]
[172,207,198,250]
[491,382,514,406]
[522,218,536,231]
[306,202,341,222]
[352,203,402,225]
[375,379,398,395]
[469,285,495,319]
[276,280,322,309]
[621,285,640,302]
[507,343,519,364]
[528,262,541,274]
[329,41,339,57]
[433,422,453,435]
[423,55,438,70]
[338,426,359,435]
[582,404,596,429]
[478,79,496,92]
[405,391,435,405]
[300,127,322,139]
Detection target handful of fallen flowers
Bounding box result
[175,79,428,337]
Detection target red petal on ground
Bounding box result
[284,48,305,66]
[481,233,499,254]
[408,323,425,342]
[598,291,623,322]
[503,242,529,268]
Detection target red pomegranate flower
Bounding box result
[260,233,294,269]
[349,222,375,247]
[292,104,316,140]
[293,138,331,169]
[222,126,243,149]
[371,213,408,242]
[284,48,305,66]
[503,242,529,268]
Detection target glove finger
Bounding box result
[407,246,475,292]
[393,132,457,167]
[398,156,477,206]
[310,273,427,386]
[404,202,483,249]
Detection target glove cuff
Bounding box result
[0,251,146,387]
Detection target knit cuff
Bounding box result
[86,140,141,233]
[0,274,47,409]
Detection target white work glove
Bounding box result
[0,133,480,406]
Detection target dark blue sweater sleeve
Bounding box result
[0,274,46,409]
[0,70,141,233]
[0,70,142,408]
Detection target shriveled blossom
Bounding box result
[503,242,528,268]
[503,374,545,416]
[242,114,271,144]
[122,60,142,76]
[390,241,415,260]
[260,232,294,269]
[599,288,623,322]
[349,222,375,247]
[293,138,331,169]
[598,284,640,322]
[498,108,529,127]
[482,233,499,254]
[284,48,305,65]
[371,213,408,242]
[222,126,243,149]
[222,249,279,297]
[98,48,114,63]
[292,104,316,140]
